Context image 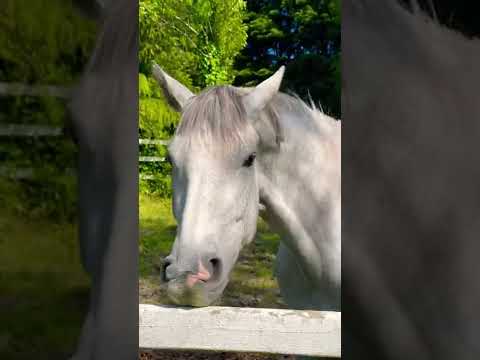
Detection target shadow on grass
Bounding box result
[0,282,90,360]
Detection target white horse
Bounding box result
[154,64,341,311]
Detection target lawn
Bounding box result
[0,208,90,360]
[139,194,285,308]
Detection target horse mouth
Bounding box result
[166,281,214,307]
[185,272,210,288]
[164,274,229,307]
[183,260,216,288]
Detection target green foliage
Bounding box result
[139,0,197,87]
[193,0,249,86]
[139,194,176,275]
[0,1,97,221]
[139,0,248,197]
[138,77,179,197]
[234,0,341,117]
[139,0,248,88]
[0,138,78,222]
[0,0,96,84]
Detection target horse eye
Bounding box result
[242,152,256,167]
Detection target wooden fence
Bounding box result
[1,125,169,149]
[0,83,169,180]
[0,83,68,179]
[139,304,341,357]
[0,82,71,99]
[0,124,169,179]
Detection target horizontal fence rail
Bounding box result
[0,167,162,180]
[139,304,341,357]
[0,167,35,180]
[139,175,156,180]
[139,156,166,162]
[139,139,170,146]
[0,134,169,179]
[0,125,170,145]
[0,167,76,179]
[1,83,170,179]
[0,125,63,137]
[0,82,71,99]
[1,125,169,167]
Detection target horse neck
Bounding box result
[257,105,341,285]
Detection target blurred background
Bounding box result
[0,1,98,358]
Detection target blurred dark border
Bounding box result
[343,1,480,359]
[0,1,138,359]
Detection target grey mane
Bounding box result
[176,86,258,151]
[174,84,338,151]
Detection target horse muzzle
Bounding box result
[161,255,225,306]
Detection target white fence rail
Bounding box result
[139,304,341,358]
[0,82,71,99]
[139,139,170,146]
[1,124,170,179]
[1,81,170,168]
[0,125,63,137]
[1,125,169,161]
[139,156,166,162]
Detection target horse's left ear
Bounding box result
[242,66,285,118]
[152,63,195,112]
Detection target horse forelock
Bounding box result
[174,86,258,154]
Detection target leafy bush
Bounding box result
[139,0,247,88]
[0,96,80,221]
[138,0,248,197]
[0,0,96,221]
[139,74,179,197]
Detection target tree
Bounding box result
[0,0,96,84]
[234,0,340,117]
[139,0,248,196]
[139,0,248,88]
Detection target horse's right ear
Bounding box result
[152,64,195,112]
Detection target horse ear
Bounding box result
[242,66,285,118]
[152,63,195,111]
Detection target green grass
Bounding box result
[0,208,89,360]
[139,194,285,308]
[139,195,177,275]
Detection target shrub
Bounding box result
[139,74,179,197]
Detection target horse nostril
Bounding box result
[161,258,172,282]
[209,258,221,281]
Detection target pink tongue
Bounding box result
[186,261,211,288]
